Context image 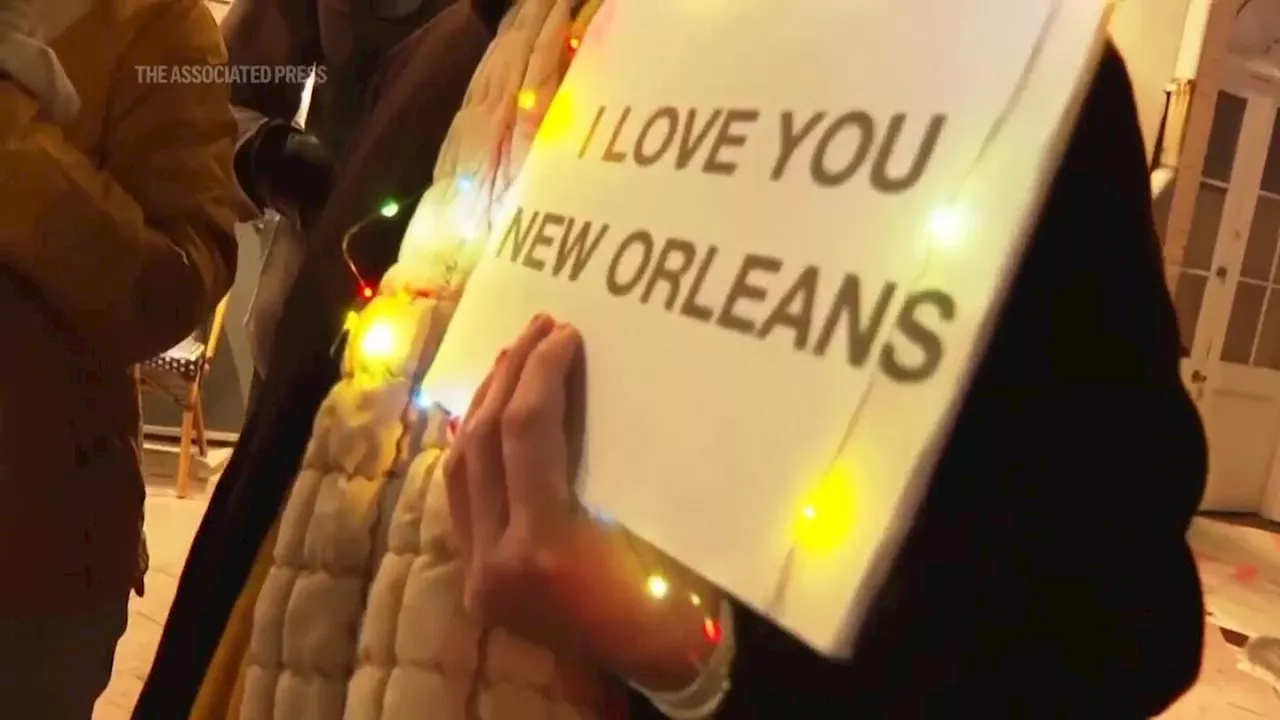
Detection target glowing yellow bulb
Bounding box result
[358,320,399,361]
[517,89,537,111]
[646,575,669,599]
[537,88,575,144]
[927,206,965,246]
[689,593,702,607]
[343,310,360,332]
[794,465,857,554]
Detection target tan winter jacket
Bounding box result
[0,0,236,613]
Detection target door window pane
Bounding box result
[1262,107,1280,195]
[1221,281,1267,364]
[1255,292,1280,370]
[1173,271,1208,355]
[1203,92,1246,183]
[1243,195,1280,281]
[1185,183,1228,271]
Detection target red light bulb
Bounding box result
[568,36,580,50]
[360,285,374,299]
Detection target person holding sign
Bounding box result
[443,43,1206,717]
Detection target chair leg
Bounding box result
[176,407,195,498]
[194,394,209,457]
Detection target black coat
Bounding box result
[132,3,494,716]
[638,44,1204,718]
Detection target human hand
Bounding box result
[241,122,334,232]
[445,314,718,692]
[445,315,589,644]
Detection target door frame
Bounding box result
[1180,73,1272,392]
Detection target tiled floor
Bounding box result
[1187,516,1280,639]
[1158,621,1280,718]
[1159,516,1280,718]
[92,493,1280,718]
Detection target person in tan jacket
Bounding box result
[0,0,238,716]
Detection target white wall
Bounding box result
[1110,0,1196,162]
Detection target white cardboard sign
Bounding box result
[423,0,1110,655]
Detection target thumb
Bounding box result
[501,324,582,522]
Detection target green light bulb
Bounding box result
[379,201,399,218]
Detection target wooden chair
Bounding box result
[138,296,229,497]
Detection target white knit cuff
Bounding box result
[630,599,735,719]
[0,32,78,125]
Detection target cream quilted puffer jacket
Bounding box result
[238,1,613,717]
